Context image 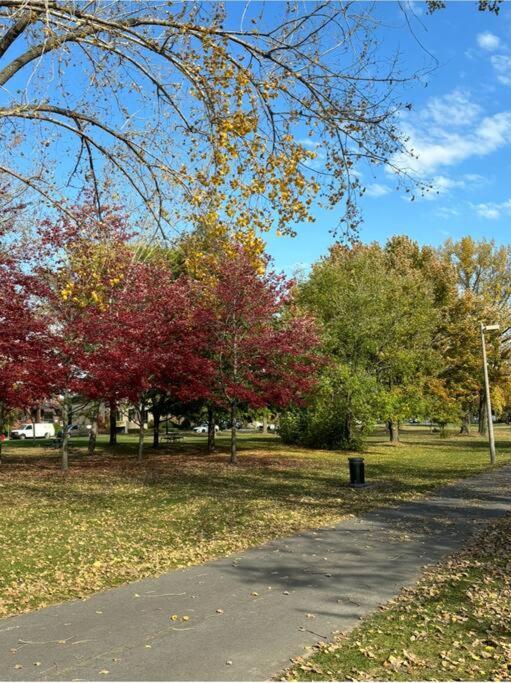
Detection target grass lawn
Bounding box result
[283,513,511,682]
[0,426,510,619]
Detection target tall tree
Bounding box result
[0,230,54,461]
[75,260,212,461]
[440,237,511,434]
[206,248,319,463]
[298,239,441,446]
[37,200,134,468]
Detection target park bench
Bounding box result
[162,431,184,443]
[47,437,63,449]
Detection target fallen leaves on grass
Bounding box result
[282,514,511,681]
[1,431,511,619]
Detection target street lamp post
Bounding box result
[480,322,500,465]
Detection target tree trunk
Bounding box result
[388,419,399,444]
[230,400,237,464]
[153,408,161,449]
[479,395,487,435]
[207,404,216,454]
[460,411,471,435]
[61,395,70,471]
[137,403,145,462]
[262,411,268,434]
[88,406,99,456]
[0,402,5,465]
[343,412,353,448]
[109,399,117,446]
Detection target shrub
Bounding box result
[280,366,377,450]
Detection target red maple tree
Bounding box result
[37,200,137,468]
[205,248,320,463]
[74,259,213,460]
[0,236,55,461]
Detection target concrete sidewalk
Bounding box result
[1,465,510,681]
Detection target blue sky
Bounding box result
[2,1,509,271]
[265,1,511,274]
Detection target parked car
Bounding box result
[11,423,55,439]
[193,424,219,433]
[219,420,243,430]
[66,424,92,437]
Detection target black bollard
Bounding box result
[348,457,366,487]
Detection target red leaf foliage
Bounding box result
[204,248,321,410]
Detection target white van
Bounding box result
[11,423,55,439]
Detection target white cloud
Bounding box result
[422,90,481,127]
[393,108,511,176]
[421,175,463,200]
[436,206,461,219]
[473,198,511,219]
[477,32,501,51]
[365,183,392,198]
[463,173,487,184]
[477,205,500,219]
[422,174,486,200]
[432,175,466,192]
[490,54,511,86]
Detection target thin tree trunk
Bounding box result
[262,411,268,434]
[207,404,216,454]
[388,419,399,444]
[230,400,237,464]
[479,395,487,435]
[230,332,239,464]
[343,411,352,447]
[88,405,99,456]
[460,411,471,435]
[0,402,5,465]
[137,402,145,462]
[109,399,117,446]
[61,395,70,471]
[153,408,161,449]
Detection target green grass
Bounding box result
[0,426,510,618]
[283,513,511,681]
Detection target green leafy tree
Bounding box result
[297,239,441,447]
[439,237,511,434]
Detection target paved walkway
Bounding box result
[1,465,510,681]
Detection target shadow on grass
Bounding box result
[2,430,511,523]
[5,447,510,532]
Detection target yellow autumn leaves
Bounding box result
[59,241,126,309]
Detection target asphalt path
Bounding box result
[1,464,510,681]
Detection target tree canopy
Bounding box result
[0,0,429,246]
